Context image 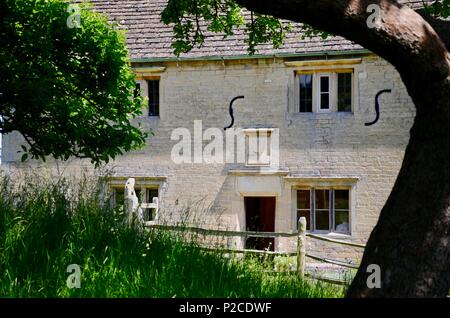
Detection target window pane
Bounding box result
[144,189,159,221]
[315,190,330,209]
[148,79,160,116]
[338,73,352,112]
[136,189,141,200]
[320,76,329,92]
[146,189,158,203]
[299,74,313,113]
[315,210,330,230]
[114,188,125,208]
[297,210,311,231]
[297,190,310,209]
[143,208,155,221]
[335,190,349,209]
[320,93,329,109]
[134,82,141,99]
[335,211,349,233]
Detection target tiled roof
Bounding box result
[75,0,430,61]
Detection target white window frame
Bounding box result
[316,73,333,113]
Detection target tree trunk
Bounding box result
[347,86,450,297]
[235,0,450,297]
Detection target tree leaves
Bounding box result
[424,0,450,18]
[161,0,291,55]
[0,0,147,167]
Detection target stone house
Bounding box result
[0,0,417,261]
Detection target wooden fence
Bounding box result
[145,217,366,285]
[123,177,363,284]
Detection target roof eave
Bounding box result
[130,49,372,64]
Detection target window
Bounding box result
[299,74,313,112]
[296,188,350,234]
[318,75,331,111]
[296,71,353,113]
[338,73,352,112]
[134,82,141,100]
[147,79,160,117]
[244,128,276,166]
[112,186,159,222]
[145,188,159,221]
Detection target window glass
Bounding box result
[297,190,311,230]
[148,79,160,117]
[299,74,313,112]
[319,76,330,110]
[315,189,330,209]
[134,82,141,99]
[334,190,350,233]
[338,73,352,112]
[315,189,330,231]
[315,210,330,230]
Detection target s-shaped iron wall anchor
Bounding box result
[365,89,391,126]
[224,96,244,130]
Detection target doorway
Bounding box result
[244,197,276,251]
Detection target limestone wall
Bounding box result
[0,54,415,261]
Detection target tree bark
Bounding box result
[235,0,450,297]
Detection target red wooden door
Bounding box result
[245,197,276,251]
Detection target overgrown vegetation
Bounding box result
[0,176,343,297]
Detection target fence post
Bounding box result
[297,217,306,278]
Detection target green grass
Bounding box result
[0,176,343,298]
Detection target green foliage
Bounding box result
[245,13,292,54]
[423,0,450,18]
[162,0,448,56]
[0,176,343,297]
[0,0,147,166]
[161,0,292,55]
[301,24,329,40]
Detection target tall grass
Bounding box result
[0,175,343,298]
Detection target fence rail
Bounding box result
[306,233,366,248]
[146,223,298,238]
[146,223,365,248]
[146,220,365,285]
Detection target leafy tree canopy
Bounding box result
[161,0,449,56]
[0,0,147,166]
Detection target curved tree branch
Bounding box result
[417,9,450,51]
